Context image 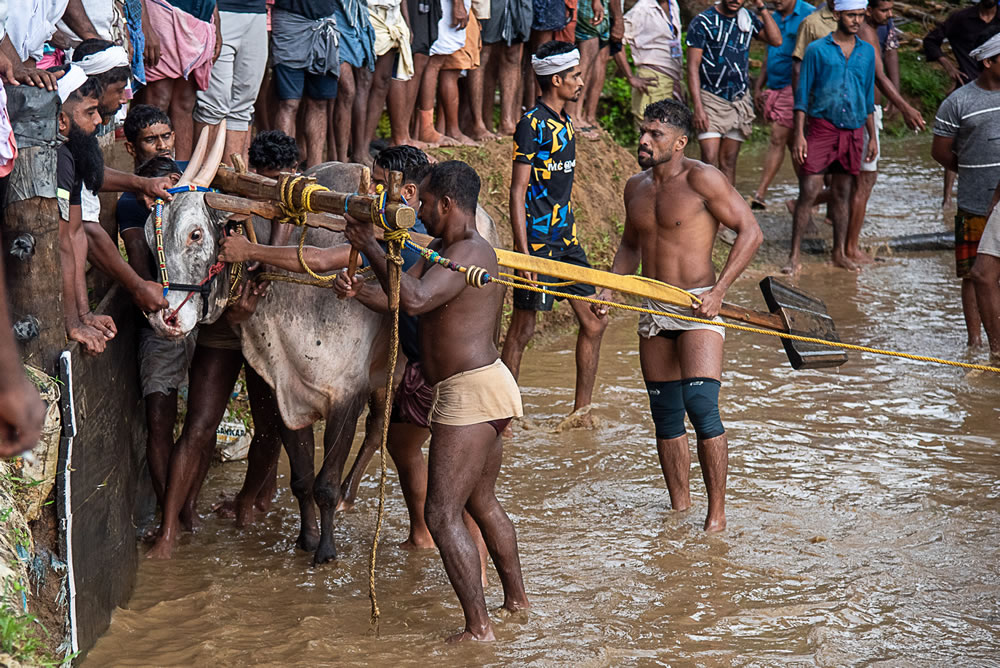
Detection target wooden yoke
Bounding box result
[209,165,416,231]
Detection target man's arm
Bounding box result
[754,56,768,111]
[923,18,968,85]
[218,234,352,274]
[509,160,538,283]
[121,229,155,280]
[0,251,45,457]
[0,35,58,90]
[334,261,427,313]
[59,214,107,354]
[592,176,643,316]
[860,25,924,130]
[608,0,623,41]
[931,135,958,171]
[754,3,782,47]
[60,0,100,40]
[84,222,167,311]
[691,166,763,317]
[687,47,708,133]
[343,214,473,316]
[141,0,161,66]
[864,112,877,162]
[101,167,174,200]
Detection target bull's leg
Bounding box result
[281,423,319,552]
[314,394,367,564]
[338,387,388,512]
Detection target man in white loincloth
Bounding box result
[593,99,762,532]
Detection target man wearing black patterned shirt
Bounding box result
[501,41,608,428]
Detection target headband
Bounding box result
[531,49,580,75]
[76,45,130,76]
[57,65,88,103]
[833,0,867,10]
[972,33,1000,61]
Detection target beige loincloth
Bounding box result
[430,358,523,426]
[637,286,725,340]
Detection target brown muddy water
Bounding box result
[87,138,999,666]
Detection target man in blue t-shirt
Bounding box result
[686,0,781,184]
[502,40,609,429]
[749,0,813,209]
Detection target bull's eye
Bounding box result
[190,229,203,243]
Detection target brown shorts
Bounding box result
[698,89,754,141]
[391,360,434,428]
[442,14,482,70]
[955,209,988,278]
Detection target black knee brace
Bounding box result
[646,380,686,440]
[682,377,725,440]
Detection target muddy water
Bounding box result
[87,138,999,666]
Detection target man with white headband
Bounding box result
[503,40,609,431]
[933,26,1000,350]
[784,0,876,275]
[686,0,781,185]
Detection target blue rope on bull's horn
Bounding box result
[153,185,216,297]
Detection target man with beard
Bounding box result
[592,100,762,532]
[66,42,171,319]
[502,41,608,430]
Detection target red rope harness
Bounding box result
[163,261,226,326]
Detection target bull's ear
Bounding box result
[208,206,231,228]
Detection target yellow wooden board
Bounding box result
[492,248,697,309]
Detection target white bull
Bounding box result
[146,159,499,564]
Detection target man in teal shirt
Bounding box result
[784,0,876,275]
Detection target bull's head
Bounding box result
[144,122,231,339]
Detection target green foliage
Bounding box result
[898,49,950,113]
[0,580,66,666]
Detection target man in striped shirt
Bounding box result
[932,27,1000,349]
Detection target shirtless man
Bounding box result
[342,160,529,642]
[593,100,762,532]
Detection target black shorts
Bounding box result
[407,0,441,55]
[512,244,597,312]
[273,64,338,101]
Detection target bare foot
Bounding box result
[146,529,179,559]
[942,196,952,209]
[445,130,477,146]
[704,516,727,532]
[398,532,435,550]
[501,598,530,614]
[555,405,595,432]
[445,626,495,643]
[180,504,201,532]
[469,124,497,142]
[847,248,874,264]
[391,136,430,150]
[831,252,860,272]
[785,199,796,216]
[498,122,517,136]
[233,495,256,528]
[211,496,237,519]
[780,257,801,275]
[967,336,983,348]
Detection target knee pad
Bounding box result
[682,378,725,440]
[646,380,686,440]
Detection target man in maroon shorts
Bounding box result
[783,0,877,274]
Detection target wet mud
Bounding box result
[86,137,999,666]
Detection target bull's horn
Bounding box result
[175,126,210,188]
[193,119,227,188]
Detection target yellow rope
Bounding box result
[488,278,1000,374]
[497,272,577,288]
[369,237,404,635]
[296,225,339,282]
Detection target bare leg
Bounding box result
[829,172,858,271]
[752,123,793,203]
[971,254,1000,357]
[426,423,526,642]
[302,96,329,167]
[717,137,743,186]
[500,307,536,381]
[230,365,283,527]
[145,390,178,510]
[847,170,878,263]
[405,53,429,137]
[499,42,524,135]
[351,66,373,164]
[275,98,301,139]
[698,136,721,169]
[962,278,984,347]
[783,172,825,275]
[332,62,356,162]
[387,421,434,548]
[480,43,500,133]
[147,347,243,559]
[523,31,553,109]
[568,297,607,413]
[365,53,397,154]
[567,37,599,121]
[582,45,609,128]
[416,55,448,144]
[465,61,495,141]
[170,79,198,161]
[439,69,476,144]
